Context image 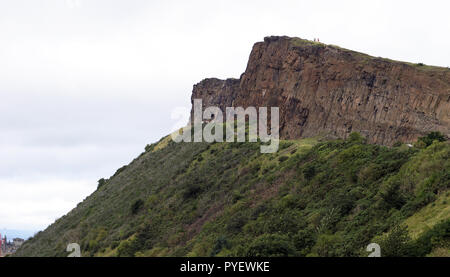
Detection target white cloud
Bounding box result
[66,0,81,9]
[0,178,94,230]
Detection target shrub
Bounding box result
[210,236,230,256]
[348,132,366,143]
[244,234,296,257]
[393,141,403,147]
[114,165,128,176]
[226,214,247,234]
[183,183,202,200]
[380,180,405,209]
[417,132,446,147]
[303,164,316,180]
[117,239,138,257]
[293,228,316,255]
[97,178,107,189]
[131,199,144,215]
[145,144,155,152]
[310,234,343,257]
[379,225,414,257]
[279,142,293,150]
[278,156,289,162]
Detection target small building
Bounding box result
[13,238,25,248]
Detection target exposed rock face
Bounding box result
[191,78,240,117]
[191,36,450,145]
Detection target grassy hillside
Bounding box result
[15,132,449,257]
[290,37,450,73]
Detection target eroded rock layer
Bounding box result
[191,36,450,145]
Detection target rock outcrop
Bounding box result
[191,36,450,145]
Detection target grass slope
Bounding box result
[15,134,449,257]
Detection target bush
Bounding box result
[417,132,446,147]
[244,234,296,257]
[348,132,365,143]
[117,239,138,257]
[131,199,144,215]
[278,156,289,162]
[279,142,293,150]
[303,164,316,180]
[210,236,230,256]
[145,144,155,152]
[393,141,403,147]
[97,178,107,189]
[379,225,413,257]
[293,229,316,255]
[380,180,405,209]
[114,165,128,176]
[226,214,247,234]
[183,183,202,200]
[310,234,343,257]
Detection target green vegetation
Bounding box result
[97,178,107,189]
[417,131,447,147]
[404,192,450,239]
[291,38,449,73]
[131,199,144,215]
[15,132,449,257]
[378,225,414,257]
[290,37,324,47]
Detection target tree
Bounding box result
[97,178,107,189]
[379,225,413,257]
[417,132,446,147]
[210,236,230,256]
[380,180,405,209]
[131,199,144,215]
[348,132,366,143]
[310,233,343,257]
[244,234,296,257]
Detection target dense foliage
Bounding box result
[15,133,449,257]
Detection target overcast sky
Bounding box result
[0,0,449,235]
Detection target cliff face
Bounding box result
[191,36,450,145]
[191,78,240,116]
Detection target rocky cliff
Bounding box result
[191,36,450,145]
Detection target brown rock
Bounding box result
[191,36,450,145]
